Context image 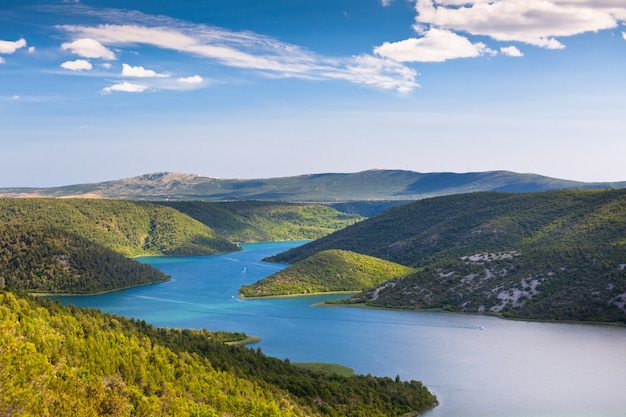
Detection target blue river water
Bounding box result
[51,241,626,417]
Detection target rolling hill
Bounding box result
[0,290,437,417]
[1,170,623,202]
[239,249,416,297]
[157,200,362,242]
[265,189,626,323]
[0,198,238,257]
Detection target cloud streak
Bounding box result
[57,10,418,92]
[372,0,626,64]
[0,38,27,54]
[121,64,169,78]
[102,81,148,94]
[61,38,116,59]
[375,28,495,62]
[61,59,93,70]
[414,0,625,49]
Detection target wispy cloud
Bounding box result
[375,28,495,62]
[0,38,28,63]
[500,46,523,57]
[372,0,626,63]
[0,38,27,54]
[61,59,93,70]
[61,38,116,60]
[102,81,148,94]
[56,9,418,92]
[177,75,203,84]
[414,0,625,49]
[121,64,169,78]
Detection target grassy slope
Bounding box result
[267,190,626,323]
[158,200,362,242]
[0,198,238,257]
[0,290,437,417]
[240,249,416,297]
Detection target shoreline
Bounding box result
[29,278,170,297]
[239,290,357,300]
[225,335,261,346]
[241,290,626,327]
[317,301,626,327]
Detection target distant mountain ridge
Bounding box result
[1,170,624,202]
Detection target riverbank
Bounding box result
[239,290,357,300]
[29,278,170,297]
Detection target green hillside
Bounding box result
[159,200,362,242]
[0,198,238,257]
[0,290,437,417]
[0,223,169,294]
[240,249,416,297]
[267,190,626,323]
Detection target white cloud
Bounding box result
[28,46,36,53]
[500,45,523,57]
[381,0,393,6]
[177,75,203,84]
[0,38,27,54]
[121,63,169,78]
[57,18,418,92]
[101,63,112,69]
[0,57,4,64]
[623,32,626,41]
[61,59,93,70]
[102,81,148,94]
[61,38,116,60]
[414,0,625,49]
[375,28,495,62]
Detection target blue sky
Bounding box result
[1,0,625,187]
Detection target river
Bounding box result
[51,241,626,417]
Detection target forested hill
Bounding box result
[1,170,624,201]
[158,200,362,242]
[267,189,626,323]
[240,249,416,297]
[0,224,169,294]
[0,290,437,416]
[0,198,238,257]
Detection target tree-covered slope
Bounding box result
[268,190,626,323]
[240,249,416,297]
[0,198,238,257]
[0,290,437,417]
[159,200,362,242]
[0,223,169,294]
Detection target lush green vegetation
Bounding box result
[0,223,169,294]
[3,170,623,201]
[158,200,362,242]
[0,290,437,417]
[240,249,416,297]
[293,363,355,378]
[269,190,626,323]
[0,198,238,257]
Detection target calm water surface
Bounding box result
[53,241,626,417]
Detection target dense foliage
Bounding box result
[240,249,415,297]
[269,190,626,323]
[0,290,437,417]
[158,200,362,242]
[0,223,168,294]
[0,198,238,256]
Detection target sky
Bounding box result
[1,0,625,187]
